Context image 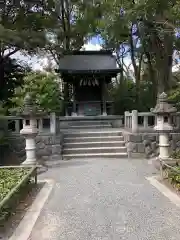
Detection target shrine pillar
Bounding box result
[102,80,107,116]
[64,82,69,116]
[72,84,77,116]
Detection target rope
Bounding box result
[160,160,180,174]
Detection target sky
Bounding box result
[13,36,178,73]
[29,37,131,71]
[13,37,106,70]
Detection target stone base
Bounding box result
[5,133,63,165]
[71,112,77,117]
[111,119,123,128]
[122,131,180,159]
[21,159,37,165]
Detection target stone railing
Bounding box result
[0,113,57,135]
[171,112,180,130]
[124,110,180,133]
[124,110,156,133]
[0,112,63,164]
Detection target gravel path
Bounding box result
[29,158,180,240]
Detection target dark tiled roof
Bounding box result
[58,51,120,73]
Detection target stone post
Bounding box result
[15,119,20,133]
[132,110,138,133]
[176,115,180,129]
[124,111,129,128]
[151,92,177,164]
[38,118,43,133]
[143,115,148,129]
[50,112,56,134]
[19,93,44,165]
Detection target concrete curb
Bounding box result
[9,179,55,240]
[146,176,180,208]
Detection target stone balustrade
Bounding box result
[124,110,155,133]
[124,110,180,133]
[0,113,57,135]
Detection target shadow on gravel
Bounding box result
[48,160,90,169]
[37,160,90,175]
[0,182,45,240]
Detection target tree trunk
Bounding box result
[129,27,142,108]
[150,28,174,95]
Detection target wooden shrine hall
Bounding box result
[58,50,120,116]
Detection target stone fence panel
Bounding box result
[123,131,180,158]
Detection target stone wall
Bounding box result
[123,131,180,158]
[3,133,63,165]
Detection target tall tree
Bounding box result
[0,58,30,105]
[42,0,101,64]
[0,0,52,90]
[97,0,180,104]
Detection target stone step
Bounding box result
[63,152,128,159]
[70,124,111,129]
[63,141,125,148]
[64,130,123,138]
[64,136,124,143]
[63,146,127,155]
[69,120,111,126]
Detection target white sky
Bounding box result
[14,42,178,73]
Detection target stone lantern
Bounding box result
[151,92,177,163]
[20,93,44,165]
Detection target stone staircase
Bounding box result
[62,120,128,159]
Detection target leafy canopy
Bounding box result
[10,72,63,114]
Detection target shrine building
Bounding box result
[57,50,120,116]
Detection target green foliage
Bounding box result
[0,102,5,115]
[10,72,63,114]
[170,150,180,160]
[0,1,53,98]
[167,165,180,191]
[0,168,29,202]
[97,0,180,100]
[43,0,103,62]
[165,150,180,190]
[168,86,180,110]
[0,58,31,107]
[0,103,8,149]
[0,1,49,54]
[110,78,155,115]
[0,168,31,221]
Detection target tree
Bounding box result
[97,0,180,105]
[41,0,102,64]
[0,58,31,107]
[10,72,63,114]
[0,0,52,90]
[128,0,180,95]
[110,77,154,114]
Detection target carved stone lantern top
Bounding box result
[151,92,177,115]
[20,93,44,118]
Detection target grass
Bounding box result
[167,166,180,191]
[0,167,33,223]
[0,168,30,201]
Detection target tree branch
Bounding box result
[4,48,19,59]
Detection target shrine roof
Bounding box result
[57,50,120,74]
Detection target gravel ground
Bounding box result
[29,158,180,240]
